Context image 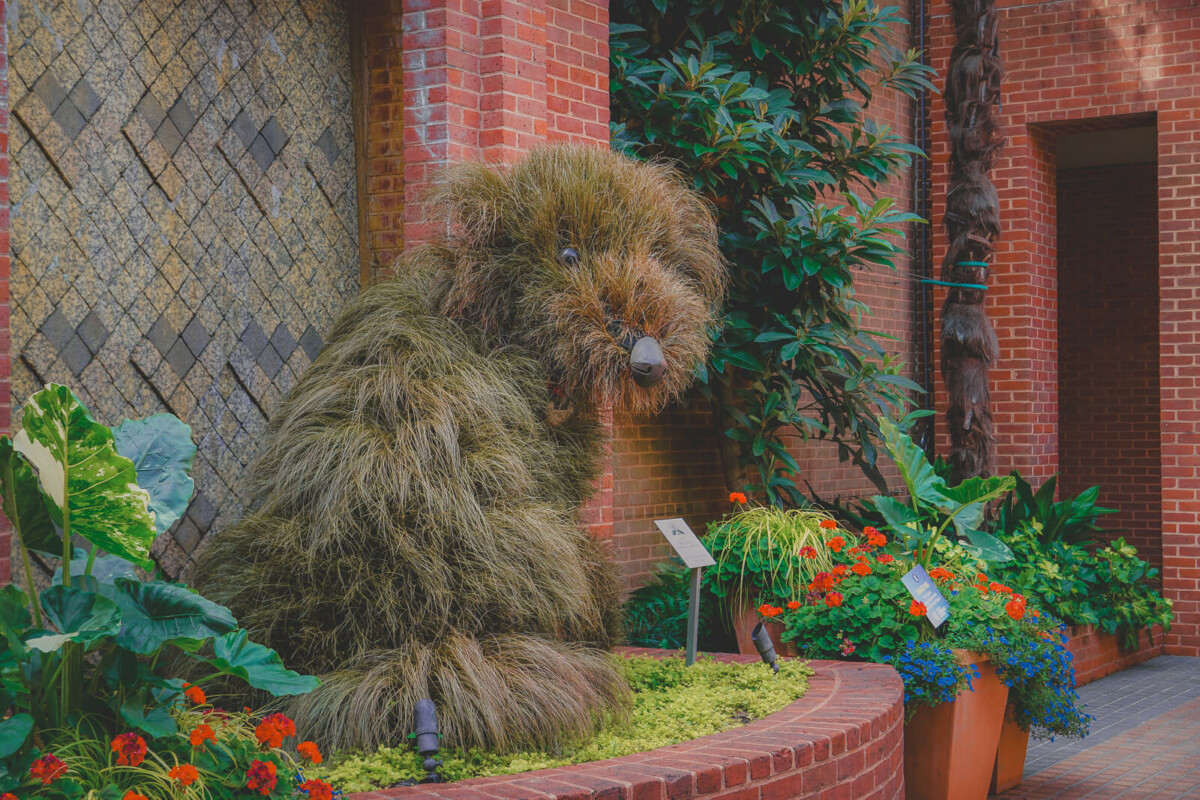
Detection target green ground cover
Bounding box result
[324,655,811,793]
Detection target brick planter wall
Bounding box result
[1066,624,1165,688]
[344,655,905,800]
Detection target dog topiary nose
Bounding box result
[630,337,666,388]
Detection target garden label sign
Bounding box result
[901,565,951,627]
[654,518,715,666]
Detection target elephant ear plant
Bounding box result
[871,417,1015,568]
[0,384,317,795]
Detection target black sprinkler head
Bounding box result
[751,622,780,674]
[630,336,666,388]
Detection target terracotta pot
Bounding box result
[732,596,797,657]
[989,706,1030,794]
[903,650,1010,800]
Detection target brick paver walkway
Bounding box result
[994,655,1200,799]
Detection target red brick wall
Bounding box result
[346,656,905,800]
[928,0,1200,654]
[1058,163,1161,568]
[0,0,9,586]
[362,1,407,274]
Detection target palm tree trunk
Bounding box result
[940,0,1005,483]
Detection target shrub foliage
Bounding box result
[610,0,936,503]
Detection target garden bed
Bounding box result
[1066,624,1164,686]
[344,653,904,800]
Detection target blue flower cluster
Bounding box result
[883,641,975,712]
[971,625,1092,740]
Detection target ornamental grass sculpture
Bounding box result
[192,145,725,752]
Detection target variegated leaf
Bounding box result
[13,384,156,569]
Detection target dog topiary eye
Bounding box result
[558,247,580,267]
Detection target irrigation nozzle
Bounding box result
[751,622,780,674]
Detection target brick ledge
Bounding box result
[345,652,905,800]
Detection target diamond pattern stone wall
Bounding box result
[8,0,360,577]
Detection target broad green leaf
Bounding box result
[0,586,30,658]
[208,629,320,696]
[54,551,137,586]
[13,385,156,569]
[120,690,178,738]
[0,437,59,558]
[963,528,1014,564]
[878,417,944,505]
[26,585,121,652]
[872,495,925,547]
[0,714,32,758]
[112,414,196,535]
[936,475,1016,533]
[114,579,237,655]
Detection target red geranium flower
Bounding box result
[832,564,848,578]
[190,723,217,750]
[169,764,199,787]
[810,571,835,592]
[729,492,748,504]
[876,554,894,564]
[30,754,68,785]
[111,732,148,767]
[865,528,887,547]
[840,637,856,656]
[824,591,843,608]
[298,740,323,764]
[909,600,927,617]
[182,682,206,705]
[819,519,838,530]
[1006,598,1026,620]
[989,582,1013,594]
[299,779,335,800]
[246,760,278,795]
[254,712,297,749]
[930,567,953,582]
[122,792,149,800]
[799,546,817,559]
[757,603,783,618]
[975,572,988,584]
[827,536,845,553]
[1,793,18,800]
[786,600,802,610]
[851,561,871,577]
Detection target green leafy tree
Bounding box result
[611,0,936,503]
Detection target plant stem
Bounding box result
[19,541,42,629]
[84,547,98,577]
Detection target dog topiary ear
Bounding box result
[429,161,510,251]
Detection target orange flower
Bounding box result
[865,528,887,547]
[786,600,802,610]
[757,603,783,618]
[799,546,817,559]
[824,591,843,608]
[832,564,848,578]
[183,682,206,705]
[297,740,323,764]
[975,573,988,584]
[123,793,149,800]
[299,779,335,800]
[851,561,871,577]
[989,582,1013,594]
[246,760,278,795]
[168,764,199,787]
[30,755,69,785]
[1005,598,1026,620]
[729,492,748,504]
[876,553,895,564]
[827,536,845,553]
[929,567,953,582]
[810,572,835,592]
[820,519,838,530]
[254,712,297,749]
[111,732,148,767]
[190,723,217,750]
[974,583,990,595]
[1,794,17,800]
[909,600,927,617]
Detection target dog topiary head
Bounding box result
[429,145,725,415]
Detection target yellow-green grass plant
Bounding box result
[323,656,811,793]
[704,507,860,608]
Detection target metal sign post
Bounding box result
[654,518,716,666]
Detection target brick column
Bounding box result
[1158,107,1200,656]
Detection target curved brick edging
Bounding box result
[345,653,905,800]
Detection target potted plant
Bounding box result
[702,498,855,656]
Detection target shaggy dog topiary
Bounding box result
[192,145,725,752]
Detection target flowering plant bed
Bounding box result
[324,655,810,793]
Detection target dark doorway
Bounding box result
[1057,122,1161,570]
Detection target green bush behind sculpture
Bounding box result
[192,145,726,753]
